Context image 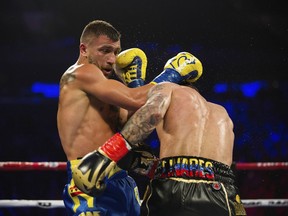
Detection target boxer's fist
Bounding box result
[129,145,159,179]
[115,48,147,88]
[164,52,203,83]
[151,52,203,84]
[72,133,132,196]
[72,150,116,196]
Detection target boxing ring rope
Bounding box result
[0,161,288,209]
[1,161,288,171]
[0,199,287,209]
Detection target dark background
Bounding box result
[0,0,287,215]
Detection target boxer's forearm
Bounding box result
[122,85,171,145]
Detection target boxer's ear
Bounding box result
[80,43,88,56]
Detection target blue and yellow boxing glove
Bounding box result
[151,52,203,84]
[115,48,147,88]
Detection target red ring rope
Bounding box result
[235,162,288,170]
[0,162,66,171]
[0,161,287,171]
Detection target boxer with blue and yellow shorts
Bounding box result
[63,159,141,216]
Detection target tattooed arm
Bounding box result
[121,83,172,147]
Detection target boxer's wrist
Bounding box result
[128,79,145,88]
[99,133,132,162]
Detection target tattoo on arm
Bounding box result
[147,84,164,98]
[60,72,76,89]
[122,87,169,145]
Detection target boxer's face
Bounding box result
[82,35,121,78]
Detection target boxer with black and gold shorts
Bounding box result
[141,156,246,216]
[63,159,141,216]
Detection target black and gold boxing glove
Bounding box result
[72,133,131,196]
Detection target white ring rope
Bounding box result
[0,199,287,208]
[0,200,63,208]
[243,199,288,208]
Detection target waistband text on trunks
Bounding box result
[155,156,215,180]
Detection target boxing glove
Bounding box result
[129,144,159,179]
[117,142,158,178]
[72,133,131,196]
[115,48,147,88]
[72,150,116,196]
[151,52,203,84]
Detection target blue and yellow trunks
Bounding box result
[63,159,141,216]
